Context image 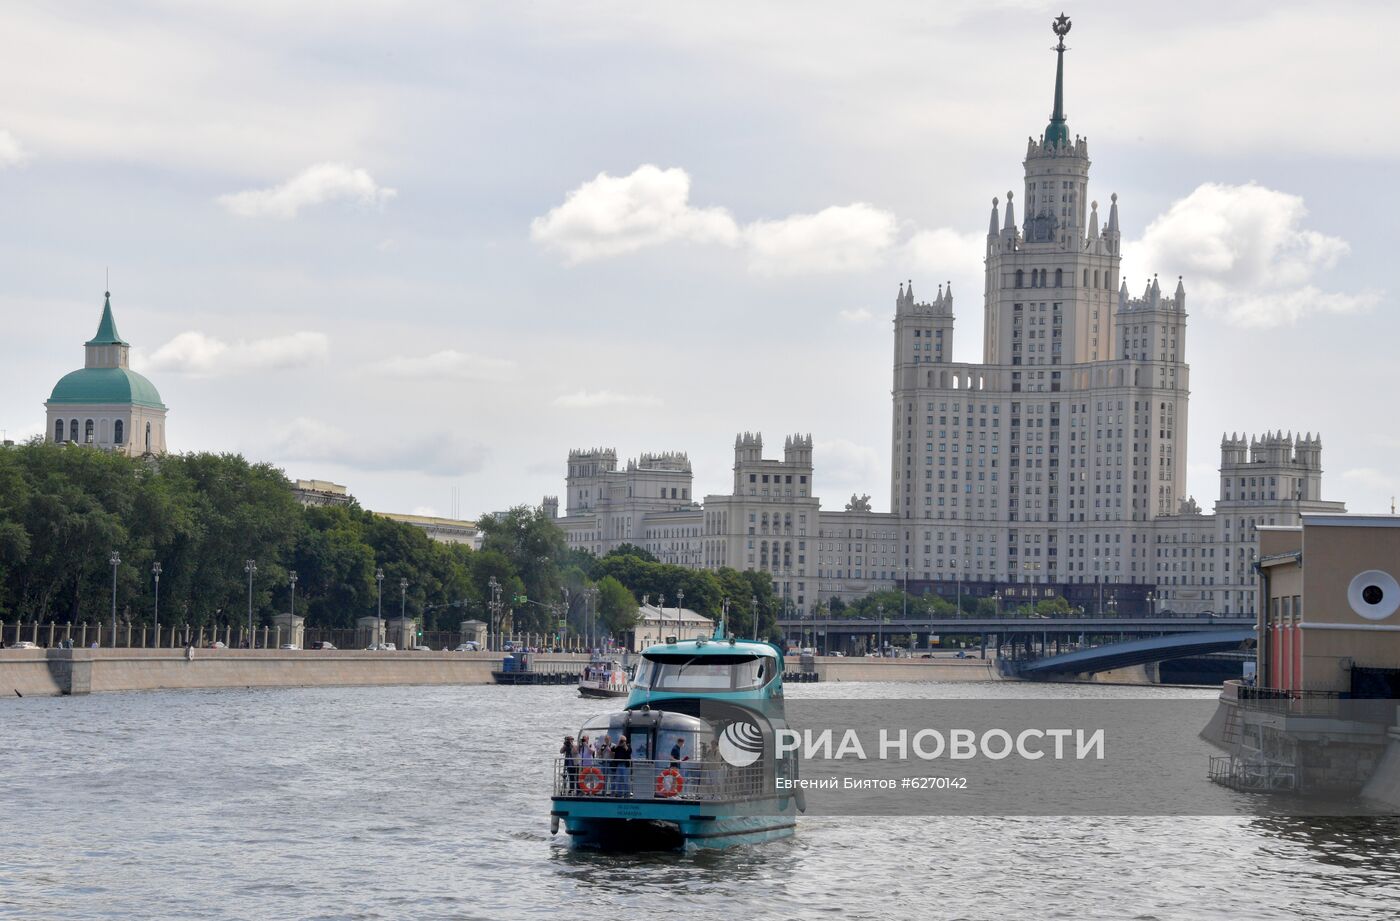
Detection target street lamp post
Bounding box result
[902,565,909,622]
[751,595,758,642]
[1094,554,1103,616]
[109,551,121,646]
[151,562,162,648]
[1145,591,1156,616]
[244,559,256,648]
[953,559,962,618]
[658,593,666,640]
[289,570,298,648]
[376,568,384,648]
[487,576,503,650]
[676,588,684,642]
[400,577,409,648]
[877,602,884,657]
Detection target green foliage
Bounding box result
[594,575,638,635]
[604,543,656,563]
[0,443,474,630]
[477,505,568,632]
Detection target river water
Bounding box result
[3,681,1400,920]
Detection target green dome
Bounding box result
[48,367,165,408]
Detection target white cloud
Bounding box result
[1127,182,1380,328]
[1343,468,1398,495]
[217,163,397,219]
[146,330,329,375]
[904,227,984,278]
[552,390,663,409]
[532,166,901,274]
[371,349,516,382]
[0,130,28,167]
[268,417,489,478]
[530,164,739,263]
[838,308,876,323]
[744,203,897,276]
[816,438,882,507]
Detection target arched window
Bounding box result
[1054,268,1063,287]
[1083,269,1089,287]
[145,422,152,453]
[54,419,64,442]
[1094,269,1101,288]
[85,419,94,444]
[1014,269,1024,288]
[70,419,78,442]
[114,420,124,444]
[1040,269,1048,287]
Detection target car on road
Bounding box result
[279,644,300,650]
[453,642,480,652]
[11,640,38,649]
[365,642,397,651]
[311,641,336,650]
[410,644,432,651]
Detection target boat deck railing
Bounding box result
[553,758,770,801]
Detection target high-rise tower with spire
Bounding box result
[891,13,1193,598]
[886,13,1345,616]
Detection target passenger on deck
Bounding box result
[611,735,632,797]
[580,734,594,769]
[560,735,579,793]
[669,737,687,770]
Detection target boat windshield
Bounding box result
[635,653,773,692]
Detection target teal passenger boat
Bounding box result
[550,624,803,850]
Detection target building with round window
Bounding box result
[45,292,168,456]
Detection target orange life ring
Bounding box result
[656,768,684,798]
[578,765,606,795]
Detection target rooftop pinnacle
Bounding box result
[1045,12,1072,147]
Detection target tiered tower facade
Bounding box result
[890,13,1190,596]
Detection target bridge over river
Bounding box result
[775,613,1256,677]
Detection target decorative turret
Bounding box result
[84,291,132,370]
[783,433,813,465]
[1022,14,1090,245]
[988,197,1000,237]
[637,451,692,473]
[895,278,953,317]
[735,432,764,463]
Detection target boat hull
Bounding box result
[577,685,629,699]
[551,794,798,851]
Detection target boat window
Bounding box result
[635,654,774,691]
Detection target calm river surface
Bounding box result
[4,681,1400,920]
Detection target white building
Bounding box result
[626,603,714,651]
[885,15,1343,615]
[376,511,483,549]
[553,448,704,565]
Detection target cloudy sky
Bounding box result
[2,1,1397,519]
